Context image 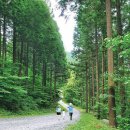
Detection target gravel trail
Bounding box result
[0,101,80,130]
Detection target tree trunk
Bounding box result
[0,14,2,69]
[95,24,100,119]
[92,60,95,111]
[2,15,6,61]
[13,22,17,63]
[102,36,105,96]
[0,16,1,59]
[106,0,117,127]
[18,40,23,77]
[88,76,91,112]
[116,0,126,117]
[86,62,88,113]
[50,65,53,100]
[54,67,57,100]
[116,0,122,36]
[32,48,36,90]
[42,61,47,88]
[25,43,29,76]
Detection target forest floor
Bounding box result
[0,100,80,130]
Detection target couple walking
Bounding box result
[56,103,73,120]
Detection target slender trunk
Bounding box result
[116,0,126,117]
[50,65,53,100]
[18,40,23,76]
[89,75,91,112]
[44,62,47,87]
[42,61,47,88]
[95,24,100,119]
[102,37,105,96]
[86,62,88,113]
[13,22,17,63]
[116,0,122,36]
[0,16,1,59]
[80,87,83,107]
[106,0,117,127]
[25,43,29,76]
[17,48,20,63]
[0,15,2,69]
[24,43,29,90]
[32,48,36,90]
[54,67,57,100]
[101,36,105,118]
[92,60,95,110]
[2,15,6,61]
[120,73,126,117]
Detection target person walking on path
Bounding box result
[68,103,73,120]
[56,105,62,120]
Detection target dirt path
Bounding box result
[0,101,80,130]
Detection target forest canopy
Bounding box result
[58,0,130,129]
[0,0,67,111]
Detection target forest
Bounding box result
[0,0,130,130]
[0,0,67,112]
[59,0,130,129]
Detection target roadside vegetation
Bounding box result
[66,112,117,130]
[0,108,55,118]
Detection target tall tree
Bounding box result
[116,0,126,117]
[106,0,116,127]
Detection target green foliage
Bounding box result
[0,0,67,114]
[63,71,82,106]
[105,33,130,58]
[117,116,130,130]
[0,108,54,118]
[29,91,51,108]
[66,112,117,130]
[0,77,37,111]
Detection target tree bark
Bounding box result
[0,14,2,72]
[13,22,17,63]
[88,75,91,112]
[106,0,117,127]
[102,36,105,96]
[95,24,100,119]
[50,65,53,100]
[116,0,122,36]
[116,0,126,117]
[32,47,36,90]
[91,60,95,111]
[42,61,47,88]
[18,40,23,77]
[54,66,57,100]
[25,43,29,77]
[86,62,88,113]
[0,16,1,59]
[2,15,6,61]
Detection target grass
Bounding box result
[66,112,117,130]
[0,108,55,118]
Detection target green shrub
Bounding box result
[29,91,51,108]
[0,81,37,112]
[117,116,130,130]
